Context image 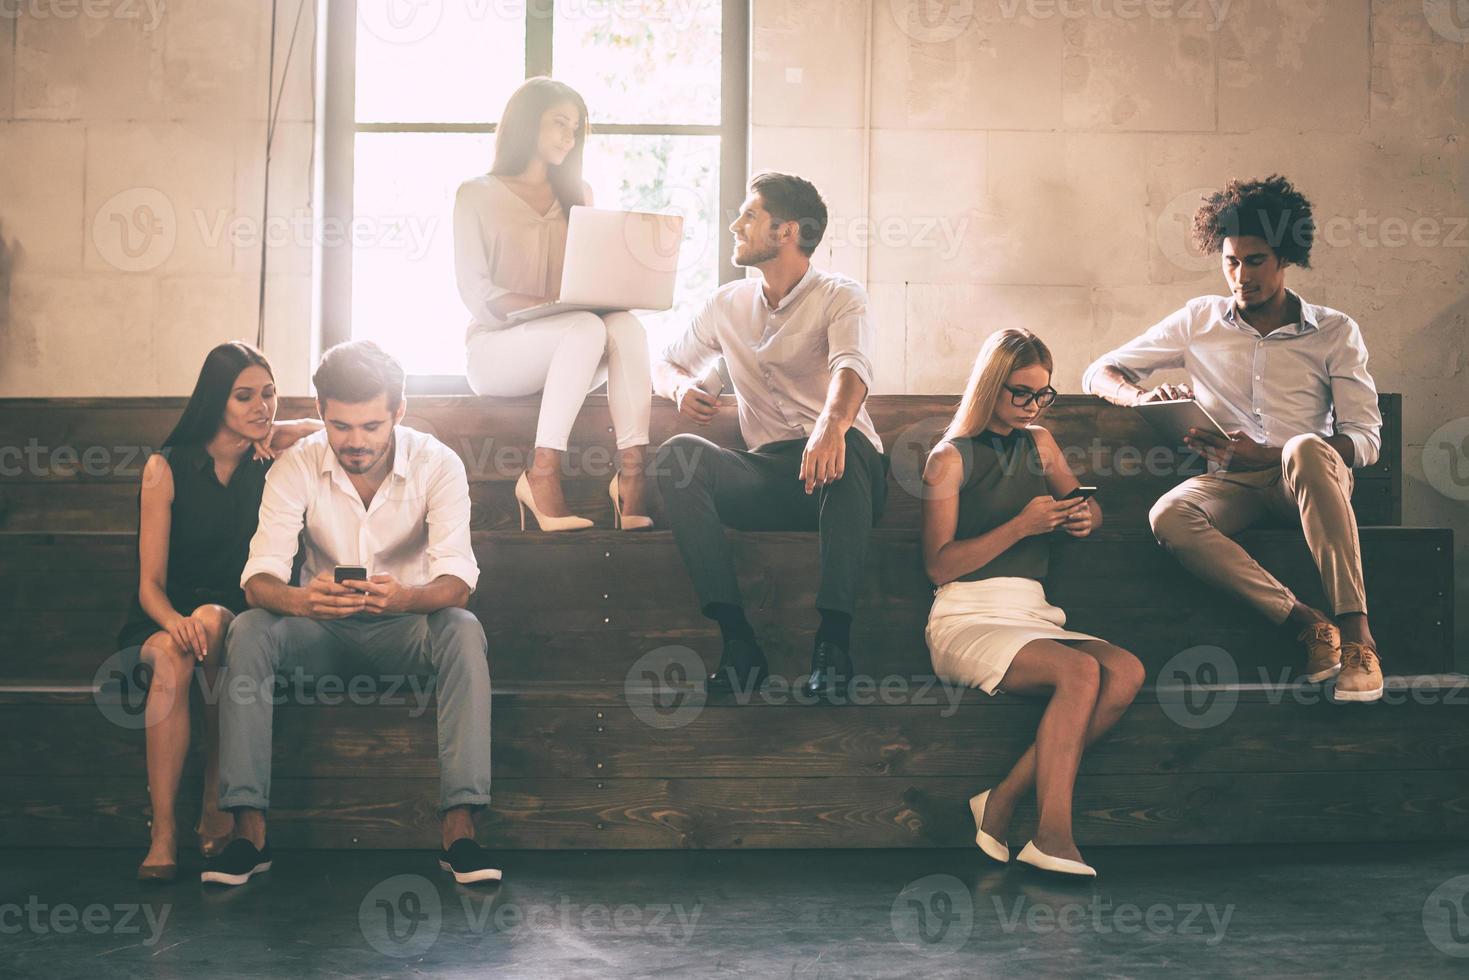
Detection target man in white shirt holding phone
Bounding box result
[209,341,499,886]
[1084,175,1385,702]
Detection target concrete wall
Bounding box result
[0,0,315,395]
[0,0,1465,651]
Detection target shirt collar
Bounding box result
[1222,289,1318,336]
[759,263,820,314]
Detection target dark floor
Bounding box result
[2,843,1468,978]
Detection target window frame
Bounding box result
[316,0,751,393]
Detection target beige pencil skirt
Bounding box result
[925,577,1102,695]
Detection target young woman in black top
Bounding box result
[121,342,319,881]
[921,328,1144,877]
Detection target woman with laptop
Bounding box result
[118,342,320,881]
[455,77,654,532]
[920,328,1145,878]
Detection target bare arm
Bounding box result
[1032,426,1102,535]
[921,443,1025,585]
[799,368,869,493]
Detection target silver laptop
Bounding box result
[505,206,685,324]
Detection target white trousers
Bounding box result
[465,310,652,452]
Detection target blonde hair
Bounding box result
[940,328,1055,445]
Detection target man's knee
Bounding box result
[655,433,712,495]
[432,608,488,663]
[225,609,284,669]
[1148,495,1198,547]
[1282,433,1340,480]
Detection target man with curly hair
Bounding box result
[1083,175,1384,703]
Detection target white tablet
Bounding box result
[1134,399,1231,445]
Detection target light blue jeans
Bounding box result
[218,607,492,813]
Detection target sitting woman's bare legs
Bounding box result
[192,605,235,853]
[139,605,237,869]
[980,639,1145,861]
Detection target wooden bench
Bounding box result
[0,394,1461,851]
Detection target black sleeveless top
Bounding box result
[953,427,1052,582]
[115,443,272,648]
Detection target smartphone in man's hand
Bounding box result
[334,565,369,593]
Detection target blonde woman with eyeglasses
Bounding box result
[921,328,1144,878]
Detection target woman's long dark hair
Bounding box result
[490,77,589,213]
[162,342,275,449]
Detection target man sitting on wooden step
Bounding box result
[652,171,889,702]
[1084,175,1385,703]
[206,341,500,886]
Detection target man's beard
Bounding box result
[733,241,780,267]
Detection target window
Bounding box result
[320,0,749,383]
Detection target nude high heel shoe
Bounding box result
[515,472,593,532]
[609,473,654,531]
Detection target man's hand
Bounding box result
[1185,427,1279,470]
[304,570,368,620]
[357,573,414,616]
[800,415,847,494]
[1134,383,1194,405]
[675,382,720,425]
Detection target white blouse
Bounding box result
[453,174,569,341]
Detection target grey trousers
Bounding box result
[218,607,492,813]
[654,430,889,617]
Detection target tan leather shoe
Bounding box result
[1297,622,1341,683]
[1333,642,1384,703]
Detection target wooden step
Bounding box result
[1,525,1453,685]
[2,677,1465,849]
[0,394,1405,530]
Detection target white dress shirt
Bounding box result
[240,425,480,593]
[657,264,883,453]
[1081,291,1383,468]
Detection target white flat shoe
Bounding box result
[1016,841,1096,878]
[968,790,1010,864]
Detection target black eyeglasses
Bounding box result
[1002,383,1058,409]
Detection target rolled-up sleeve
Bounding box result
[1327,317,1382,468]
[827,286,875,391]
[1082,302,1195,394]
[453,180,512,325]
[657,292,722,379]
[424,448,480,592]
[241,449,310,588]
